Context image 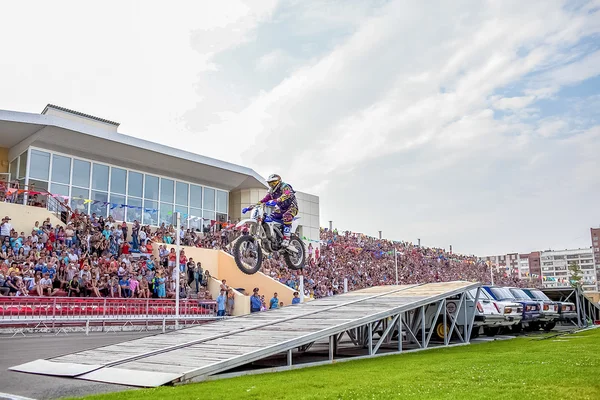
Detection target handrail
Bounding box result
[0,297,218,321]
[0,179,72,223]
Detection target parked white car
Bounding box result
[467,288,522,337]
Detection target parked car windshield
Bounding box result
[469,289,493,300]
[489,287,515,301]
[509,288,531,301]
[528,289,550,301]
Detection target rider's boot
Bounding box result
[281,225,291,248]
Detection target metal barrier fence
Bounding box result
[0,297,217,322]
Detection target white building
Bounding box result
[229,189,320,246]
[482,253,528,279]
[0,104,321,244]
[540,248,597,292]
[517,257,530,279]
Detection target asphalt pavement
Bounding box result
[0,332,153,400]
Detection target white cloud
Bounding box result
[1,0,599,254]
[493,96,537,110]
[255,49,293,72]
[0,0,278,140]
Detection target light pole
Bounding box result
[175,212,181,329]
[394,247,399,285]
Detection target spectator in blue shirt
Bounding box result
[119,276,131,298]
[216,289,227,317]
[292,291,301,305]
[250,288,261,313]
[269,292,279,309]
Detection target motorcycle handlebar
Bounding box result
[242,200,277,214]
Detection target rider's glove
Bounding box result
[242,207,249,214]
[265,200,277,207]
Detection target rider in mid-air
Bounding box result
[257,174,298,248]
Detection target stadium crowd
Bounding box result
[259,229,526,299]
[0,200,526,304]
[0,209,226,301]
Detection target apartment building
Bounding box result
[540,248,597,292]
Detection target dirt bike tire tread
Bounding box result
[283,234,306,270]
[233,235,262,275]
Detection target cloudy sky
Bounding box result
[1,0,600,255]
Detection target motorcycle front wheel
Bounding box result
[233,235,263,275]
[283,234,306,270]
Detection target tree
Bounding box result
[568,262,582,288]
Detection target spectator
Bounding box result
[269,292,279,309]
[67,276,81,297]
[250,288,261,313]
[226,289,235,316]
[292,291,301,304]
[216,289,226,317]
[220,279,228,292]
[1,216,12,243]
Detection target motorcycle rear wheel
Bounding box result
[233,235,263,275]
[283,234,306,270]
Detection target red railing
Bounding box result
[0,297,217,321]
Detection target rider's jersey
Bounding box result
[260,182,298,211]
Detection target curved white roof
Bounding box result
[0,106,267,191]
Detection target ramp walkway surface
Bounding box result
[10,281,478,387]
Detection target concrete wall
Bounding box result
[0,147,8,173]
[0,202,64,234]
[149,243,296,315]
[217,251,297,307]
[229,188,264,222]
[296,191,320,246]
[206,276,250,316]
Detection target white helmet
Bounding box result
[267,174,282,192]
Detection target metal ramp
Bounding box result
[542,287,600,326]
[10,281,480,387]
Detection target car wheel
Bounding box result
[483,327,499,337]
[511,324,523,334]
[543,321,556,331]
[435,321,451,341]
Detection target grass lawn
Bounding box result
[76,328,600,400]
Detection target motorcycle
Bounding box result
[232,201,306,275]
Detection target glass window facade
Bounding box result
[176,182,188,206]
[9,158,19,181]
[29,150,50,181]
[128,171,143,198]
[21,147,229,226]
[160,178,174,204]
[144,175,159,200]
[18,151,28,180]
[72,159,91,188]
[204,188,215,211]
[190,184,202,208]
[110,168,127,194]
[51,155,71,184]
[92,164,109,191]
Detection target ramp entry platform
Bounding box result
[542,287,600,326]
